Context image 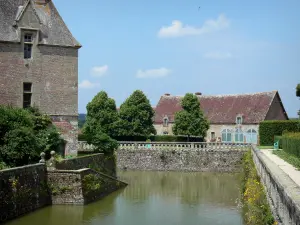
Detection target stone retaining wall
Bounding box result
[56,153,116,178]
[47,168,127,205]
[117,148,247,172]
[0,164,51,223]
[252,147,300,225]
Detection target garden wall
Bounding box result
[252,147,300,225]
[56,153,116,178]
[0,164,51,223]
[117,148,247,172]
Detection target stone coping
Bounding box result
[0,163,45,172]
[47,168,90,173]
[252,147,300,216]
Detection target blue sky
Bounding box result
[54,0,300,117]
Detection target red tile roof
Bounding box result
[154,91,279,124]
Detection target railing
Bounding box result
[78,141,95,152]
[118,142,252,150]
[78,141,252,151]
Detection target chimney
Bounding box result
[195,92,202,96]
[164,93,170,96]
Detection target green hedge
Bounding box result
[78,133,203,142]
[259,120,299,146]
[282,132,300,158]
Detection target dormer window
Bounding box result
[163,116,169,127]
[236,116,242,124]
[24,33,33,59]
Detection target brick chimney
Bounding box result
[195,92,202,96]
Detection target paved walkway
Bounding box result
[261,149,300,187]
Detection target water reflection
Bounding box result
[6,171,243,225]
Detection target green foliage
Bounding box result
[82,174,102,193]
[0,127,40,166]
[172,93,209,137]
[259,120,299,146]
[90,132,119,155]
[241,150,275,225]
[84,91,118,138]
[117,90,156,136]
[273,150,300,169]
[296,83,300,97]
[0,105,63,167]
[83,91,119,155]
[281,132,300,158]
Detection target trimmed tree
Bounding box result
[117,90,156,136]
[172,93,209,138]
[83,91,119,154]
[296,83,300,97]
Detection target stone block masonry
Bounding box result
[117,148,247,172]
[0,164,51,223]
[47,168,127,205]
[252,147,300,225]
[56,153,116,178]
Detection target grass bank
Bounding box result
[273,150,300,170]
[241,150,276,225]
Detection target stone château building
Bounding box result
[0,0,81,155]
[154,91,288,144]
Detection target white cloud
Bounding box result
[136,67,171,78]
[157,14,230,38]
[90,65,108,77]
[203,51,233,59]
[79,80,100,89]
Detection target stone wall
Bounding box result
[47,168,127,205]
[56,153,116,178]
[251,147,300,225]
[117,148,247,172]
[0,164,50,223]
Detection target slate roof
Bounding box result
[0,0,81,47]
[154,91,281,124]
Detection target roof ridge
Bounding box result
[162,90,277,98]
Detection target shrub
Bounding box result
[282,132,300,158]
[0,127,40,167]
[241,150,275,225]
[259,120,299,146]
[0,105,63,167]
[90,132,119,155]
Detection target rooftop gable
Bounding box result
[0,0,81,48]
[154,91,283,124]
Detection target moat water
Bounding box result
[6,171,243,225]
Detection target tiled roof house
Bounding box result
[154,91,288,144]
[0,0,81,156]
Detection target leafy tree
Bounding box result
[172,93,209,138]
[83,91,119,154]
[83,91,118,139]
[117,90,156,136]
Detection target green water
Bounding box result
[6,171,243,225]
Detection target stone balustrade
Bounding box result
[118,141,252,150]
[78,141,95,152]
